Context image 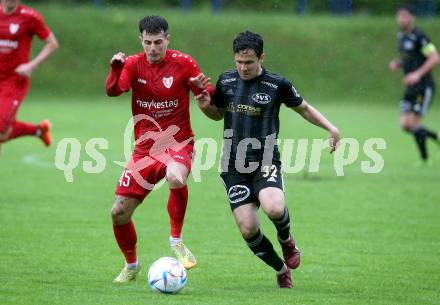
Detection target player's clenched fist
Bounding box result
[110,52,126,66]
[14,62,35,78]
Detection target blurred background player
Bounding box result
[106,15,212,283]
[196,31,340,288]
[389,4,440,162]
[0,0,58,151]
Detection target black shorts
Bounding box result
[220,161,284,211]
[400,84,435,117]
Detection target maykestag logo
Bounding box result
[136,99,179,110]
[0,39,18,49]
[54,115,387,189]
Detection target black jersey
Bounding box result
[213,68,303,170]
[398,27,435,86]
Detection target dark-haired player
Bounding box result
[0,0,58,151]
[196,31,340,288]
[106,15,212,282]
[389,5,440,162]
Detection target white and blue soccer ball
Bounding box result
[148,257,187,294]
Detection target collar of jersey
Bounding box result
[142,49,172,66]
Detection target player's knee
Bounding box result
[400,122,414,132]
[166,172,187,188]
[259,192,285,218]
[237,221,259,239]
[0,131,8,141]
[265,204,285,219]
[111,205,128,224]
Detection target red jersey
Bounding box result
[0,4,51,80]
[106,50,212,152]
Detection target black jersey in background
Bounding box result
[398,27,435,87]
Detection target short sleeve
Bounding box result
[213,78,225,108]
[183,55,205,95]
[30,11,51,40]
[184,55,201,79]
[280,78,303,107]
[418,31,431,48]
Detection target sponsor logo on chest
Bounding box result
[252,93,271,104]
[0,39,18,49]
[403,40,414,50]
[136,99,179,110]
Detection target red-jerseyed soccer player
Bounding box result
[0,0,58,150]
[106,15,212,283]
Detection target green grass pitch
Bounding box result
[1,95,439,305]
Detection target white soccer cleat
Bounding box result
[113,265,141,283]
[171,242,197,270]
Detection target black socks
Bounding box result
[245,229,284,272]
[270,207,291,242]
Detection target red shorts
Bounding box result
[0,77,29,133]
[115,143,194,201]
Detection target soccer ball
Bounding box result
[148,257,187,294]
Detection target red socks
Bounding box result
[167,186,188,238]
[7,121,38,140]
[113,187,187,263]
[113,220,137,264]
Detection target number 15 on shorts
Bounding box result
[119,170,132,187]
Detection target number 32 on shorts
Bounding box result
[262,165,278,178]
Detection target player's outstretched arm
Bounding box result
[293,100,340,153]
[15,33,58,78]
[195,90,224,121]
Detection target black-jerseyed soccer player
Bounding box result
[389,5,440,162]
[195,31,340,288]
